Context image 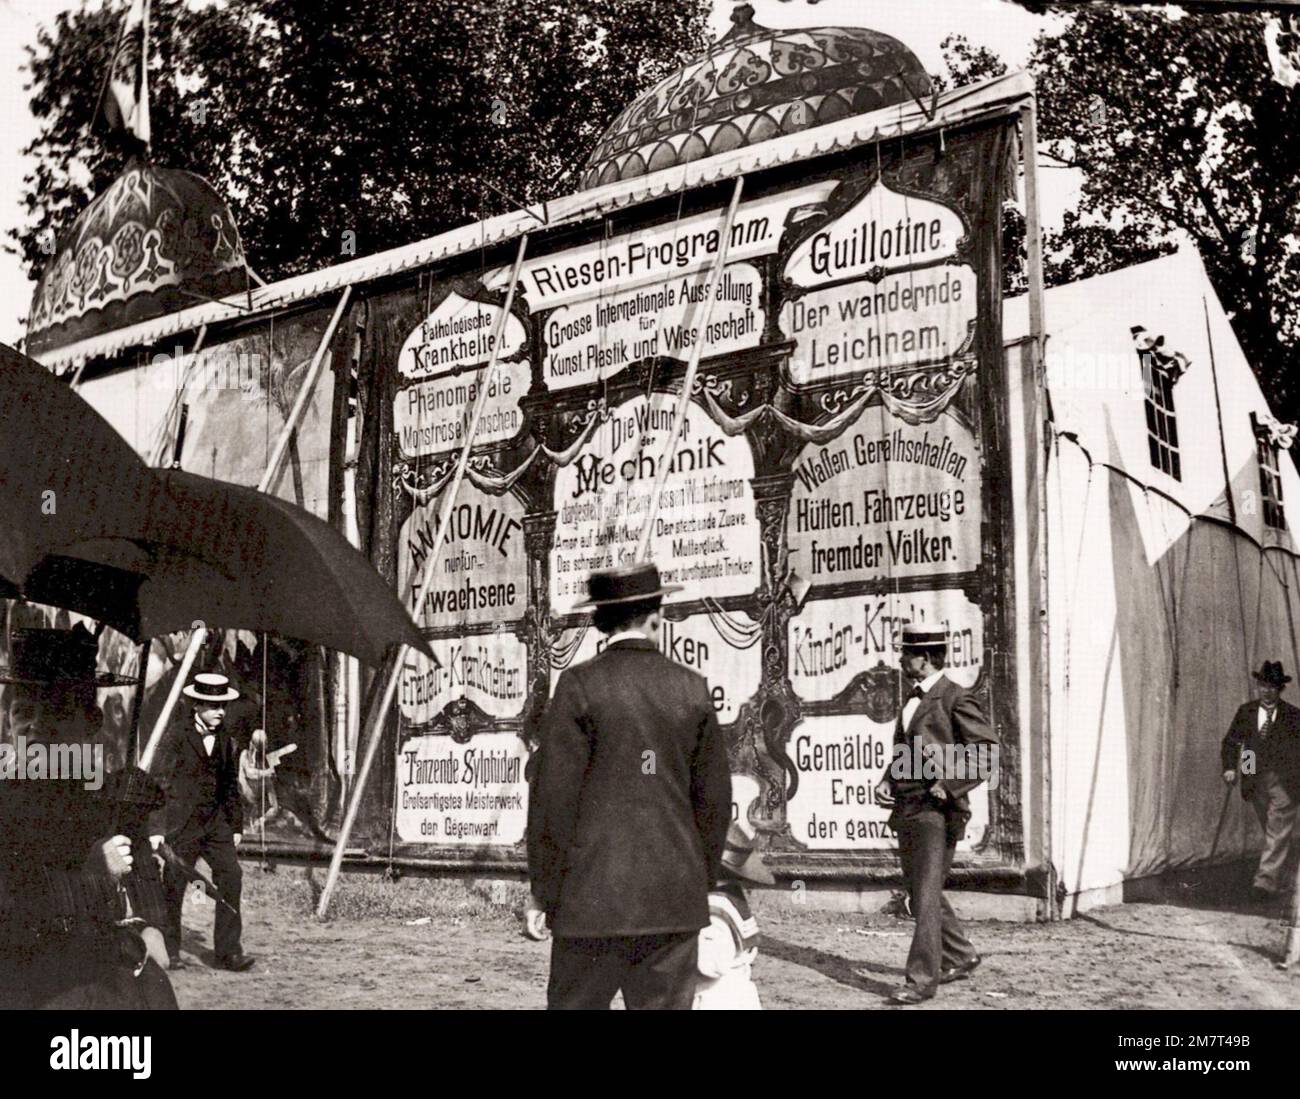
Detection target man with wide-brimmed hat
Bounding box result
[873,623,998,1005]
[525,562,732,1009]
[0,624,176,1009]
[149,671,254,971]
[1222,660,1300,901]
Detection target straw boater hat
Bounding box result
[898,624,948,652]
[1253,661,1292,688]
[0,625,136,687]
[182,672,240,704]
[573,562,682,610]
[720,822,775,886]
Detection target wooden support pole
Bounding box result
[139,627,206,773]
[259,286,353,494]
[1021,98,1056,919]
[315,235,531,919]
[635,176,745,562]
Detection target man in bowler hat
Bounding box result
[1222,660,1300,900]
[525,562,732,1009]
[149,672,255,972]
[874,624,998,1004]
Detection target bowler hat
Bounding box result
[720,822,775,886]
[1253,661,1292,688]
[0,625,136,687]
[899,623,948,651]
[573,562,682,610]
[182,672,240,704]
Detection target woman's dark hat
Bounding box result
[0,625,137,687]
[573,562,682,610]
[720,822,775,886]
[1254,660,1292,687]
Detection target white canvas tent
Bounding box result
[1006,247,1300,913]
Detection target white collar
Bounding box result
[914,670,946,695]
[606,629,649,647]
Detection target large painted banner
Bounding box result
[380,117,1018,871]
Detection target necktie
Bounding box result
[908,685,924,701]
[1262,708,1276,738]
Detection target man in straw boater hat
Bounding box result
[1222,660,1300,903]
[149,671,255,971]
[873,623,999,1005]
[0,624,176,1008]
[525,562,732,1009]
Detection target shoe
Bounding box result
[940,955,982,984]
[889,985,935,1005]
[168,955,187,971]
[215,952,256,972]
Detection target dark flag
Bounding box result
[99,0,152,152]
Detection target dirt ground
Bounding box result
[165,863,1300,1010]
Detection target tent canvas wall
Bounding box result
[1005,247,1300,912]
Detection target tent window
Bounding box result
[1252,413,1287,530]
[1140,350,1181,481]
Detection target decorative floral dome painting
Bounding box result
[26,160,247,356]
[580,3,932,191]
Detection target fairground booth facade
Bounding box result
[15,8,1297,917]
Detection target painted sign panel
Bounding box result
[786,413,980,588]
[394,292,528,457]
[786,712,990,851]
[397,483,528,631]
[781,266,977,383]
[784,178,965,287]
[541,264,763,390]
[551,394,760,614]
[788,589,984,703]
[495,182,838,312]
[550,611,762,723]
[395,732,528,845]
[398,635,529,725]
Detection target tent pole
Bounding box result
[258,286,353,494]
[127,638,152,765]
[139,627,206,773]
[1021,99,1056,917]
[147,324,210,465]
[315,234,531,919]
[635,176,745,561]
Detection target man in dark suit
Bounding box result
[1221,660,1300,900]
[526,562,732,1010]
[874,624,999,1004]
[149,673,254,972]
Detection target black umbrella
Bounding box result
[2,343,429,665]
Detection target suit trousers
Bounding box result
[895,808,977,992]
[162,831,243,961]
[1251,769,1299,893]
[547,931,698,1009]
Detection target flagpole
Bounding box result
[315,234,531,919]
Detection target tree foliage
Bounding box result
[1032,6,1300,418]
[11,0,710,292]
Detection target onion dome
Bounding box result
[581,3,931,191]
[26,160,247,356]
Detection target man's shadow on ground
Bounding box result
[759,934,901,997]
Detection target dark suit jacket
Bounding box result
[1221,699,1300,801]
[148,716,244,841]
[887,674,998,832]
[526,638,732,938]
